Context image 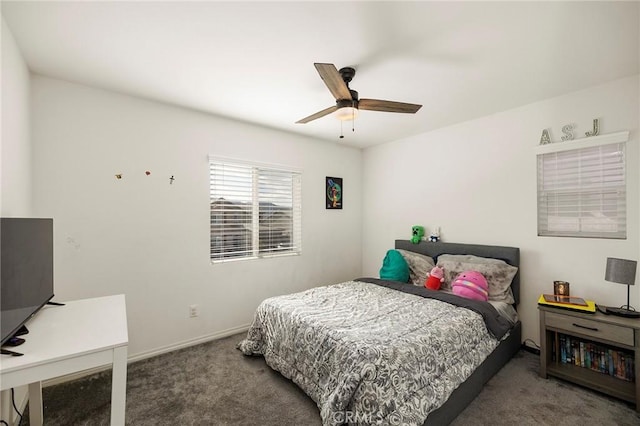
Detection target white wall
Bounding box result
[362,75,639,347]
[1,16,31,216]
[1,16,32,426]
[31,76,362,358]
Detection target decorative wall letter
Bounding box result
[585,118,600,137]
[539,129,552,145]
[561,124,574,141]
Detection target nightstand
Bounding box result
[539,305,640,411]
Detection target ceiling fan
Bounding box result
[296,63,422,124]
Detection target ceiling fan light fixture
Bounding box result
[334,106,358,121]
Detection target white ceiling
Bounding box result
[2,1,638,149]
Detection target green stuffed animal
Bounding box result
[411,225,425,244]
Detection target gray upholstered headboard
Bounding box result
[395,240,521,306]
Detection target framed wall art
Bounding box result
[326,177,342,209]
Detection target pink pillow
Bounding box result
[452,271,488,301]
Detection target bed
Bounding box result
[238,240,521,425]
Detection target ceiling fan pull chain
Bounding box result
[339,120,344,139]
[352,101,355,132]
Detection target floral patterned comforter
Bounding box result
[237,280,506,426]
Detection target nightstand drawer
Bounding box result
[545,312,634,346]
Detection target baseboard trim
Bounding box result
[43,323,251,387]
[128,323,251,363]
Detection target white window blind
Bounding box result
[209,159,302,262]
[537,141,626,239]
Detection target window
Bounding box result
[209,158,302,262]
[536,132,628,239]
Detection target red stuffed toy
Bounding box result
[425,266,444,290]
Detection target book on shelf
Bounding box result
[555,333,635,382]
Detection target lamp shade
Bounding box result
[334,106,358,121]
[605,257,637,286]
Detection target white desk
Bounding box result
[0,295,128,425]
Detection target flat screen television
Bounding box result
[1,217,54,347]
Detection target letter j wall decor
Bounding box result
[326,177,342,209]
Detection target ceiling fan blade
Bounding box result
[359,99,422,114]
[295,105,338,124]
[314,63,352,100]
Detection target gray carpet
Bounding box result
[19,333,640,425]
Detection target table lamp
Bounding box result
[604,257,640,318]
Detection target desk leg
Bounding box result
[28,382,43,426]
[110,346,128,425]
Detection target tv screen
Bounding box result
[1,218,54,346]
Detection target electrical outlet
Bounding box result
[189,304,199,318]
